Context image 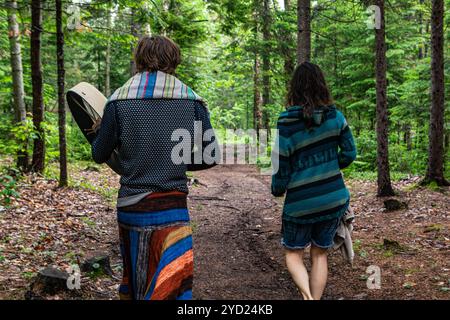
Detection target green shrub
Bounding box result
[0,174,19,206]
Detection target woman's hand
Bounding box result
[85,118,102,135]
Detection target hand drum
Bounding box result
[66,82,122,175]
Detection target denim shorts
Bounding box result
[281,217,340,250]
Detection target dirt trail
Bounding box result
[189,165,300,300]
[189,164,450,300]
[1,163,448,300]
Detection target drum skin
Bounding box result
[67,83,122,175]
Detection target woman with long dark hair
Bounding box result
[271,62,357,300]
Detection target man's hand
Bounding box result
[85,118,102,135]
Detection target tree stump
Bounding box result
[30,267,70,296]
[81,254,112,276]
[384,199,407,211]
[383,239,403,252]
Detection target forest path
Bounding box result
[188,164,450,300]
[0,163,448,300]
[189,165,300,300]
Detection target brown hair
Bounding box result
[287,62,333,118]
[134,35,181,74]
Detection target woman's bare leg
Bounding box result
[285,249,313,300]
[310,245,329,300]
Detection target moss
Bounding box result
[424,224,444,233]
[383,250,394,258]
[86,266,106,280]
[21,271,36,280]
[427,181,440,192]
[190,221,198,233]
[81,217,97,228]
[405,268,420,275]
[404,183,420,191]
[353,239,369,258]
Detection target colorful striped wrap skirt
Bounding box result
[117,191,193,300]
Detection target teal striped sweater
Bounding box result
[271,105,357,224]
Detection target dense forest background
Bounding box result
[0,0,449,301]
[0,0,449,195]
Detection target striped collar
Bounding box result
[108,71,206,106]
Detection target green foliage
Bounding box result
[10,118,37,153]
[0,174,19,206]
[353,131,378,171]
[42,113,92,164]
[0,0,449,183]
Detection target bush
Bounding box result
[389,143,428,174]
[43,112,92,163]
[0,174,19,206]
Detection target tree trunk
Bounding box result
[375,0,395,196]
[313,29,320,60]
[403,124,412,151]
[418,0,424,59]
[423,0,448,186]
[425,19,430,57]
[333,5,339,80]
[297,0,311,64]
[97,47,102,90]
[105,4,112,97]
[56,0,67,187]
[7,0,28,171]
[282,0,295,83]
[253,1,263,138]
[30,0,45,173]
[253,54,263,135]
[262,0,271,130]
[130,8,141,76]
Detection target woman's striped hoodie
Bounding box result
[271,105,357,224]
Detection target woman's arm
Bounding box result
[271,118,292,197]
[91,102,119,164]
[187,102,220,171]
[337,112,357,169]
